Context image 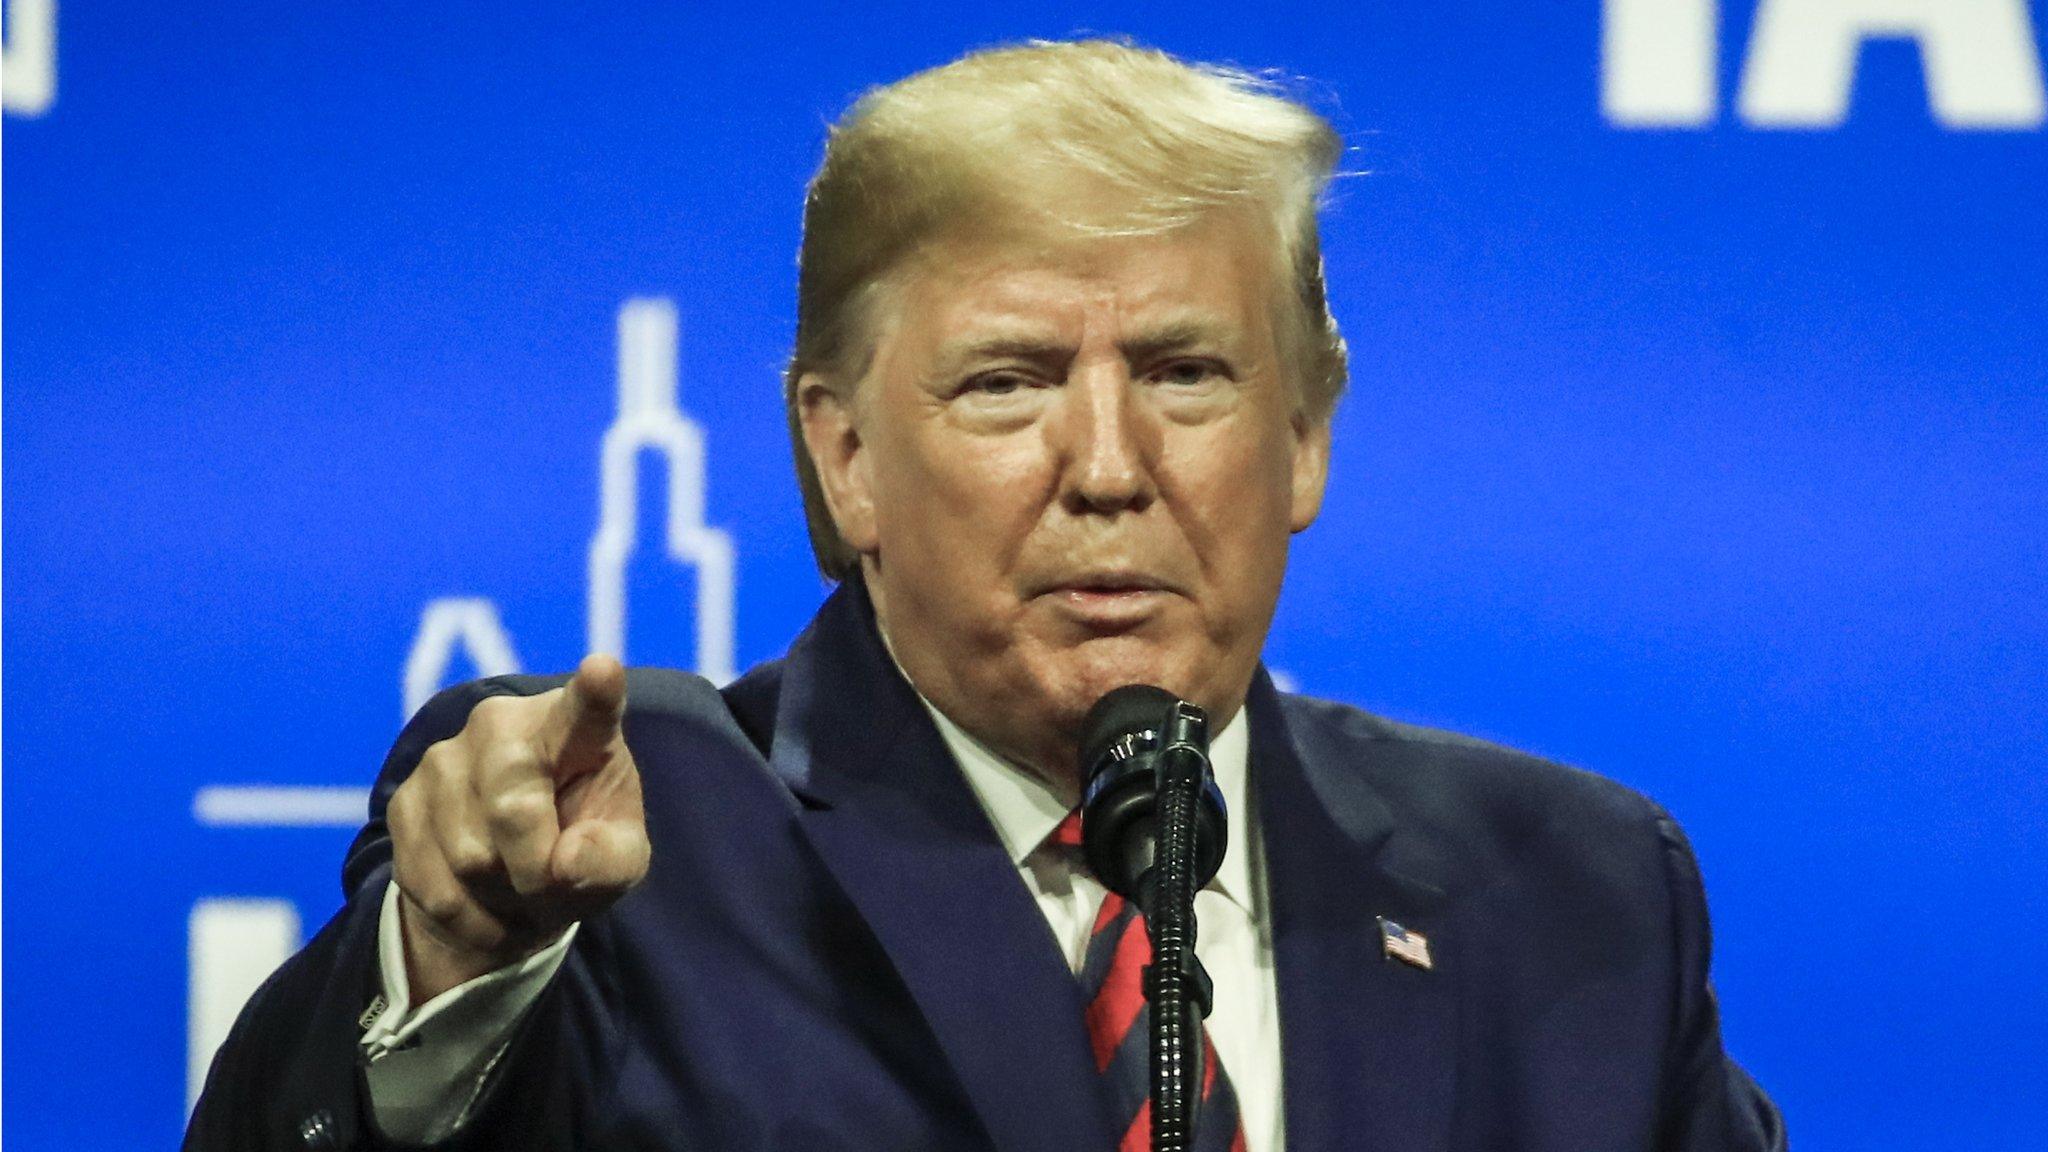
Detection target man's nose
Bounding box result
[1055,361,1155,516]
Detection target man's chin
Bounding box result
[1032,635,1200,718]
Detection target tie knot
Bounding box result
[1049,809,1084,850]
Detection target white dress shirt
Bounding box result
[360,692,1285,1152]
[930,699,1285,1152]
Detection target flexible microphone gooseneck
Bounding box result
[1078,685,1227,1152]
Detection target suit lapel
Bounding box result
[769,581,1114,1152]
[1250,675,1460,1152]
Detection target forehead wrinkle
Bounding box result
[902,229,1267,381]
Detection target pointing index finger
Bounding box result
[542,653,627,778]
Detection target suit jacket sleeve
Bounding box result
[1655,813,1787,1152]
[183,674,620,1152]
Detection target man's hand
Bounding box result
[388,655,649,1003]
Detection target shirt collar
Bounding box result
[917,687,1256,915]
[875,616,1256,913]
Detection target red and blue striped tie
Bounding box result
[1052,812,1249,1152]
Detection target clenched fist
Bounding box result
[388,654,649,1002]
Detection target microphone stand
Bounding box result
[1141,701,1213,1152]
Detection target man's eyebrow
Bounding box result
[936,336,1075,368]
[1117,318,1239,361]
[942,334,1073,360]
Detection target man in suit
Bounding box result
[187,39,1783,1151]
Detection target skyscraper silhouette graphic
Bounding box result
[587,298,737,684]
[402,297,737,717]
[193,298,739,1111]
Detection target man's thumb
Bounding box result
[551,817,649,892]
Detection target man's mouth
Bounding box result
[1034,572,1179,626]
[1068,575,1163,593]
[1038,568,1174,595]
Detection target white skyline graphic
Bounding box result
[189,297,737,1114]
[2,0,57,117]
[588,298,737,685]
[403,296,737,717]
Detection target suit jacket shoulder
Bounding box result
[1262,688,1784,1152]
[1277,692,1675,894]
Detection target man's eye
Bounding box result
[1152,360,1223,387]
[965,372,1031,396]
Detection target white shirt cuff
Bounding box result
[358,879,577,1145]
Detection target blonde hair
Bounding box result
[786,38,1349,578]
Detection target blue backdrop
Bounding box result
[6,2,2045,1147]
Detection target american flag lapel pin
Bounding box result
[1378,916,1433,971]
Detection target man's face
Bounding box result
[800,210,1330,784]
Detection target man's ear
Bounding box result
[1289,413,1332,533]
[797,372,880,553]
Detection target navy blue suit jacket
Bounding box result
[187,580,1783,1150]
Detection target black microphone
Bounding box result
[1077,685,1228,899]
[1076,684,1227,1152]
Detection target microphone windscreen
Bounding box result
[1079,684,1178,777]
